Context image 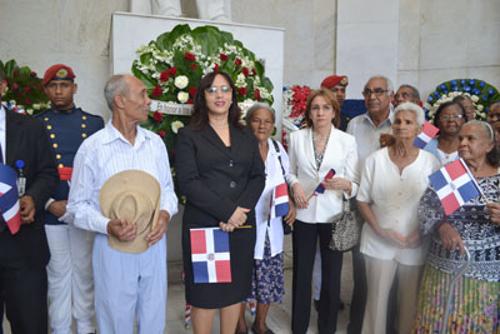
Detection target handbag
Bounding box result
[329,198,361,251]
[271,139,292,235]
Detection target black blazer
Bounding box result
[0,110,58,267]
[175,124,265,228]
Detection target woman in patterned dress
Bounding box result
[414,120,500,333]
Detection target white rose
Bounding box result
[477,104,484,111]
[171,120,185,134]
[174,75,189,89]
[471,95,479,103]
[177,91,189,104]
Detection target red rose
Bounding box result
[188,87,197,97]
[152,111,163,123]
[25,98,32,105]
[251,68,257,76]
[237,87,247,96]
[187,98,193,104]
[242,67,250,77]
[234,58,242,66]
[184,52,196,62]
[157,130,166,138]
[213,63,219,72]
[12,83,19,91]
[168,67,177,76]
[254,89,261,101]
[219,53,229,62]
[191,63,198,70]
[24,86,31,93]
[159,70,170,82]
[152,85,162,98]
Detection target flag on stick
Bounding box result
[428,159,481,215]
[414,122,439,149]
[190,227,232,283]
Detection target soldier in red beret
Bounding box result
[37,64,103,334]
[321,75,349,131]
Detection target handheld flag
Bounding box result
[428,159,481,215]
[190,227,232,283]
[414,122,439,149]
[271,182,289,218]
[0,165,21,234]
[314,168,336,195]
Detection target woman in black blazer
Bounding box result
[175,71,265,334]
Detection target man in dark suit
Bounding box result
[0,70,58,332]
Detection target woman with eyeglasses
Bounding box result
[175,71,265,334]
[425,101,467,165]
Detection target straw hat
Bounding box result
[99,170,160,253]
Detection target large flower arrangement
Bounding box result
[281,85,311,149]
[424,78,499,121]
[0,59,49,115]
[132,24,274,159]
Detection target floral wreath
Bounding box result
[132,24,275,161]
[280,85,311,149]
[0,59,49,115]
[424,78,499,121]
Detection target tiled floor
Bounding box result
[2,244,355,334]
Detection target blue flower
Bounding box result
[482,95,488,101]
[469,79,475,85]
[460,79,466,86]
[439,84,446,90]
[451,80,458,86]
[427,96,433,102]
[479,81,485,88]
[434,92,440,98]
[464,86,471,92]
[488,89,494,96]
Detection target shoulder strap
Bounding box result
[271,139,286,177]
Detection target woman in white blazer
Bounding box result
[289,89,360,334]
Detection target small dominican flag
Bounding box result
[190,227,232,283]
[271,182,289,218]
[428,159,481,215]
[414,122,439,149]
[314,168,336,195]
[0,165,21,234]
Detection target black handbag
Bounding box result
[271,139,292,235]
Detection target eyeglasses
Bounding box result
[362,88,389,97]
[205,85,232,94]
[440,115,464,121]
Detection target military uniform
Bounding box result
[35,105,103,334]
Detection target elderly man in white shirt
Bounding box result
[345,75,394,334]
[65,74,178,334]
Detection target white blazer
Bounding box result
[288,126,360,224]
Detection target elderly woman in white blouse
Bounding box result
[236,103,296,334]
[289,89,359,334]
[356,102,440,334]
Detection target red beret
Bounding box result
[321,75,348,89]
[43,64,76,86]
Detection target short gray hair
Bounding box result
[365,75,394,93]
[466,120,495,143]
[245,102,275,125]
[392,102,425,127]
[397,84,420,100]
[104,74,130,110]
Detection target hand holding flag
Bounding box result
[308,169,336,201]
[428,159,484,215]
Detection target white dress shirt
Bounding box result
[288,126,360,224]
[346,111,393,164]
[65,121,178,234]
[254,138,290,259]
[357,147,440,265]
